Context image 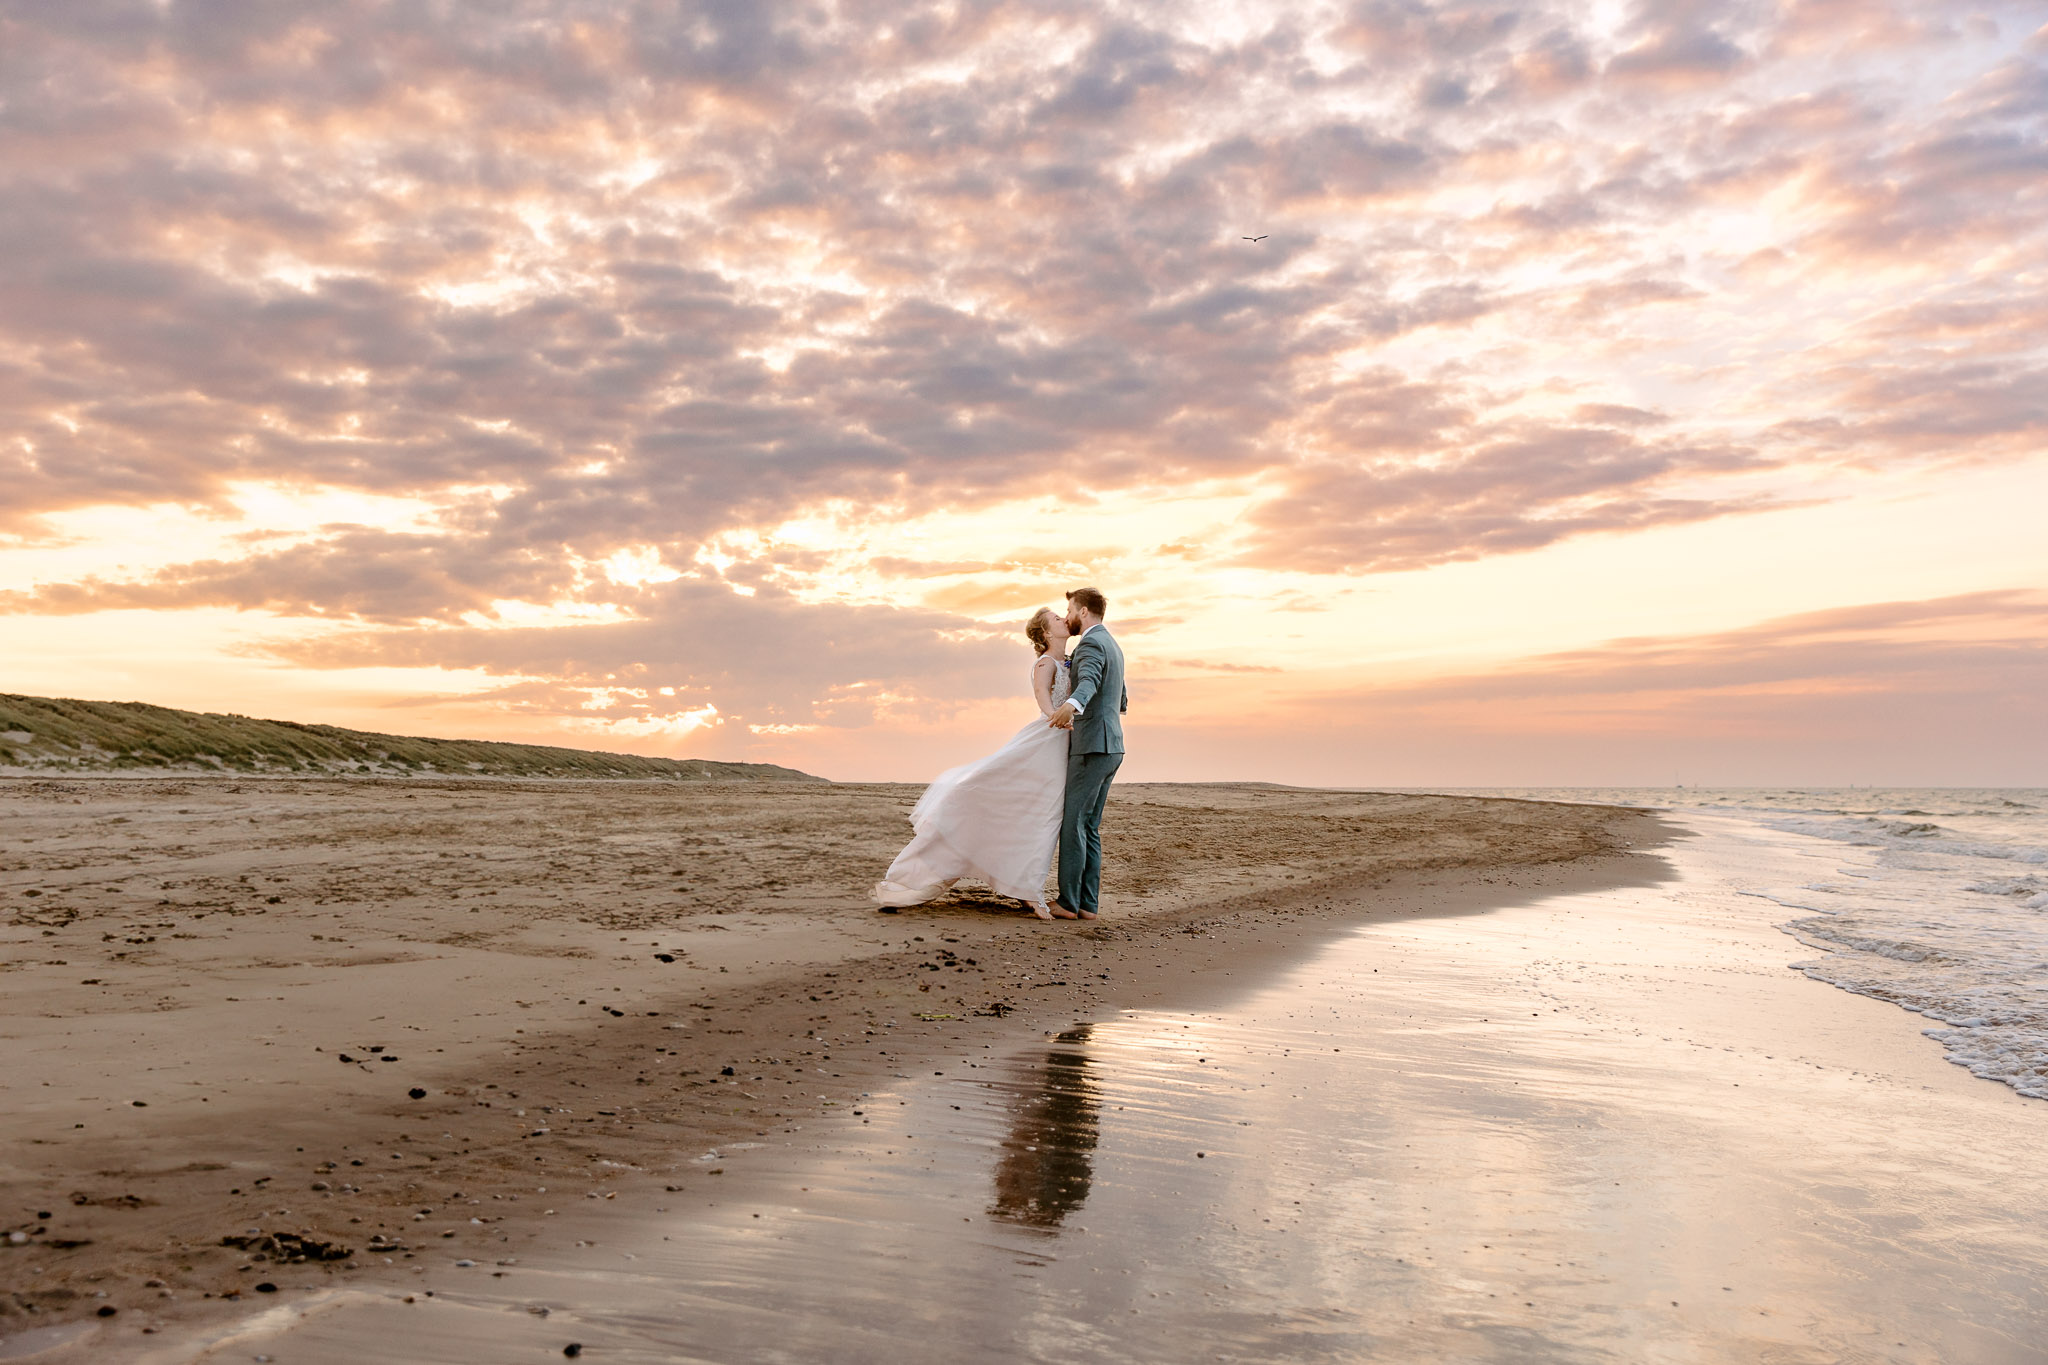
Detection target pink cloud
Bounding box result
[3,0,2045,748]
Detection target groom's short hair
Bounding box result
[1066,586,1107,618]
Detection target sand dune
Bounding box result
[0,694,820,781]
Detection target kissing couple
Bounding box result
[873,586,1128,922]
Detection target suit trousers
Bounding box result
[1058,750,1123,914]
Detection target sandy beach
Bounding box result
[9,1,2046,1357]
[1,777,1643,1355]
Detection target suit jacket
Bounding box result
[1066,625,1127,755]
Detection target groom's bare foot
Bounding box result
[1049,903,1080,919]
[1076,909,1098,920]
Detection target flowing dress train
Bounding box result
[872,662,1070,908]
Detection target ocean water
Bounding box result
[1427,788,2048,1101]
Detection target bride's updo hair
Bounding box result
[1025,607,1057,657]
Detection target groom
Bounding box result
[1047,586,1127,921]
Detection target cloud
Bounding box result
[1114,591,2048,786]
[271,575,1020,731]
[1238,388,1777,572]
[1166,658,1281,674]
[1358,590,2048,714]
[3,0,2046,735]
[1607,28,1749,87]
[1,528,569,623]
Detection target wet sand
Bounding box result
[107,814,2048,1365]
[0,777,1642,1354]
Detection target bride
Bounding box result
[872,606,1073,920]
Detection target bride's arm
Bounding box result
[1031,656,1062,718]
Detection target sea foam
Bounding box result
[1425,787,2048,1102]
[1731,792,2048,1100]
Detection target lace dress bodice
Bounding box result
[1044,658,1073,709]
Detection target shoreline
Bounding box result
[1,778,1660,1349]
[105,809,2048,1364]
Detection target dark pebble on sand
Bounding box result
[409,1088,427,1099]
[606,1008,624,1016]
[720,1066,735,1076]
[96,1306,116,1317]
[564,1345,583,1358]
[255,1283,278,1293]
[654,953,675,963]
[131,1100,147,1107]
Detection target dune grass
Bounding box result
[0,693,821,781]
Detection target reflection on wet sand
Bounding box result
[989,1026,1099,1230]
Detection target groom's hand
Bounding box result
[1048,702,1076,730]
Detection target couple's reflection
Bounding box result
[989,1026,1100,1230]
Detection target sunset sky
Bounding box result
[3,0,2044,786]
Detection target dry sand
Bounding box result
[0,777,1651,1349]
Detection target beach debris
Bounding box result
[720,1066,735,1076]
[654,953,676,962]
[71,1191,150,1209]
[220,1231,352,1263]
[973,1002,1014,1017]
[914,1012,957,1021]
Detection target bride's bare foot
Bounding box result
[1029,901,1055,921]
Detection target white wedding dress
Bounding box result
[872,660,1070,910]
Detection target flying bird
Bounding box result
[1243,235,1267,242]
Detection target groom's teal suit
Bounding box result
[1059,625,1127,916]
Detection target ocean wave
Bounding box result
[1785,917,1957,964]
[1780,892,2047,1103]
[1967,875,2048,910]
[1925,1025,2048,1101]
[1754,813,2048,867]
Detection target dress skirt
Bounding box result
[872,714,1069,907]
